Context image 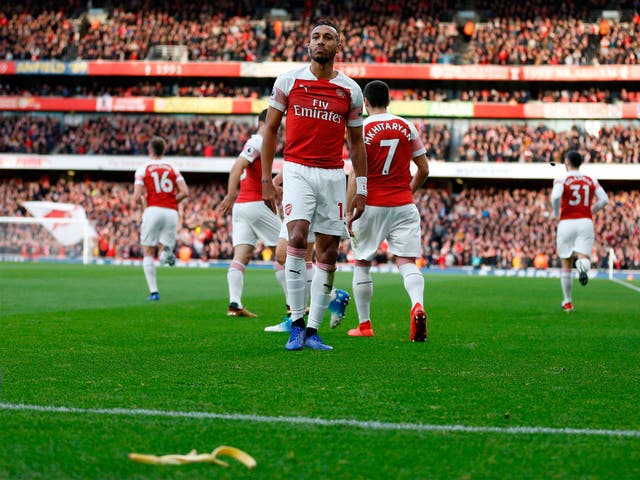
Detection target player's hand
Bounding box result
[216,196,234,217]
[262,181,280,214]
[346,194,366,235]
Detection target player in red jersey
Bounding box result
[133,136,189,301]
[261,20,367,351]
[346,80,430,341]
[551,150,608,312]
[217,110,284,318]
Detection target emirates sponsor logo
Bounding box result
[292,104,342,123]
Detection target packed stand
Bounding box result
[1,176,638,270]
[0,114,450,160]
[3,0,640,65]
[458,122,640,164]
[0,114,286,157]
[5,80,640,104]
[0,80,267,98]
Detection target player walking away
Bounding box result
[551,150,608,312]
[133,136,188,301]
[217,109,283,317]
[261,20,367,350]
[346,80,430,341]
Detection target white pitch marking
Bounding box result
[610,277,640,293]
[1,403,639,438]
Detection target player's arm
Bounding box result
[261,107,284,214]
[217,156,249,216]
[346,124,367,231]
[175,178,189,204]
[550,181,563,218]
[345,170,358,236]
[410,154,429,194]
[592,185,609,215]
[132,183,146,209]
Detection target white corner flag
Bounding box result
[21,201,97,246]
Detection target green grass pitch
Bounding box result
[1,262,639,479]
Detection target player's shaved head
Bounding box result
[311,20,340,42]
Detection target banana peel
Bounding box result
[129,445,256,469]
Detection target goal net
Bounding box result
[0,216,95,264]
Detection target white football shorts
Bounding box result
[556,218,595,258]
[140,206,179,248]
[232,201,281,247]
[351,204,422,260]
[282,161,348,238]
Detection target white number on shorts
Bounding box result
[568,184,589,207]
[150,170,174,193]
[380,138,399,175]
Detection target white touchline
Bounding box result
[610,277,640,293]
[1,403,639,438]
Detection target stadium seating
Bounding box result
[1,176,638,269]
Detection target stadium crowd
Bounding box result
[2,0,640,65]
[0,114,450,160]
[458,122,640,164]
[5,113,640,164]
[5,80,640,104]
[1,176,638,271]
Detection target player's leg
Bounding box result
[264,235,292,332]
[227,243,257,317]
[227,203,261,317]
[560,257,574,312]
[284,220,310,349]
[347,205,383,336]
[389,204,427,341]
[397,257,426,342]
[157,208,179,266]
[140,207,160,300]
[281,162,315,350]
[303,167,348,350]
[305,232,339,350]
[574,218,595,287]
[348,259,374,337]
[557,220,576,311]
[142,245,159,300]
[275,236,289,312]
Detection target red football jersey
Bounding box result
[269,66,364,169]
[134,160,184,210]
[555,172,600,220]
[236,134,263,203]
[363,113,426,207]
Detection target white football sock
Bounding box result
[227,260,245,307]
[286,247,307,320]
[561,269,572,304]
[307,264,334,330]
[305,261,315,306]
[275,264,288,306]
[353,265,373,323]
[143,256,158,293]
[399,262,424,307]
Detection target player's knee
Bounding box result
[287,232,307,249]
[316,247,338,265]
